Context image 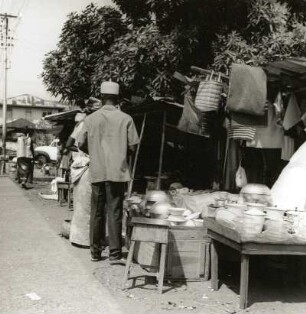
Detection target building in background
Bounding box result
[0,94,66,124]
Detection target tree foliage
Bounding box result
[42,0,306,103]
[41,4,126,102]
[92,25,182,97]
[212,0,306,71]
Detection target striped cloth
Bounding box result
[227,125,256,142]
[195,80,223,112]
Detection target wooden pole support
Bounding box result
[127,113,147,198]
[156,112,166,190]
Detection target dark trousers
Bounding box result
[90,181,125,259]
[16,157,33,184]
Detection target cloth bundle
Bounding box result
[195,79,223,112]
[178,92,203,135]
[247,103,284,149]
[70,155,90,184]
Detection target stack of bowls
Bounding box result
[168,207,186,226]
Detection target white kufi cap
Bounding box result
[100,81,119,95]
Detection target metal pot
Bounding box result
[241,184,272,205]
[149,201,172,219]
[146,190,170,203]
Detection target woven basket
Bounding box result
[195,80,223,112]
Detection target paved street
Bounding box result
[0,176,123,314]
[4,175,306,314]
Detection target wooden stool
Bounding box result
[57,182,73,208]
[122,217,169,293]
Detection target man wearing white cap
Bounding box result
[79,81,139,263]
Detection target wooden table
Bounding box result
[206,218,306,309]
[57,181,73,208]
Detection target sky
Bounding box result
[0,0,113,101]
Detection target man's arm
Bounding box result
[127,118,140,151]
[78,123,89,154]
[64,137,78,153]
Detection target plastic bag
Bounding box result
[235,165,247,188]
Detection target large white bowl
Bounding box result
[169,207,186,216]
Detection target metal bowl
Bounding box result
[149,201,171,219]
[146,190,170,203]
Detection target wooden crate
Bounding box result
[133,225,210,281]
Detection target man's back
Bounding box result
[84,105,139,183]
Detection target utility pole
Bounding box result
[0,13,17,174]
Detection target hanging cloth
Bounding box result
[282,94,301,131]
[178,91,216,137]
[178,92,202,135]
[281,136,295,161]
[247,103,284,149]
[227,64,267,116]
[231,110,268,127]
[227,125,256,142]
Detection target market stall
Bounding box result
[44,58,306,296]
[207,217,306,309]
[123,58,306,296]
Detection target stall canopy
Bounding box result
[5,118,35,130]
[265,57,306,91]
[44,109,81,123]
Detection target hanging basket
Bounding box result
[195,71,223,112]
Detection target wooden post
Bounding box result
[158,243,167,293]
[127,114,147,198]
[211,239,219,291]
[156,112,166,190]
[240,254,250,309]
